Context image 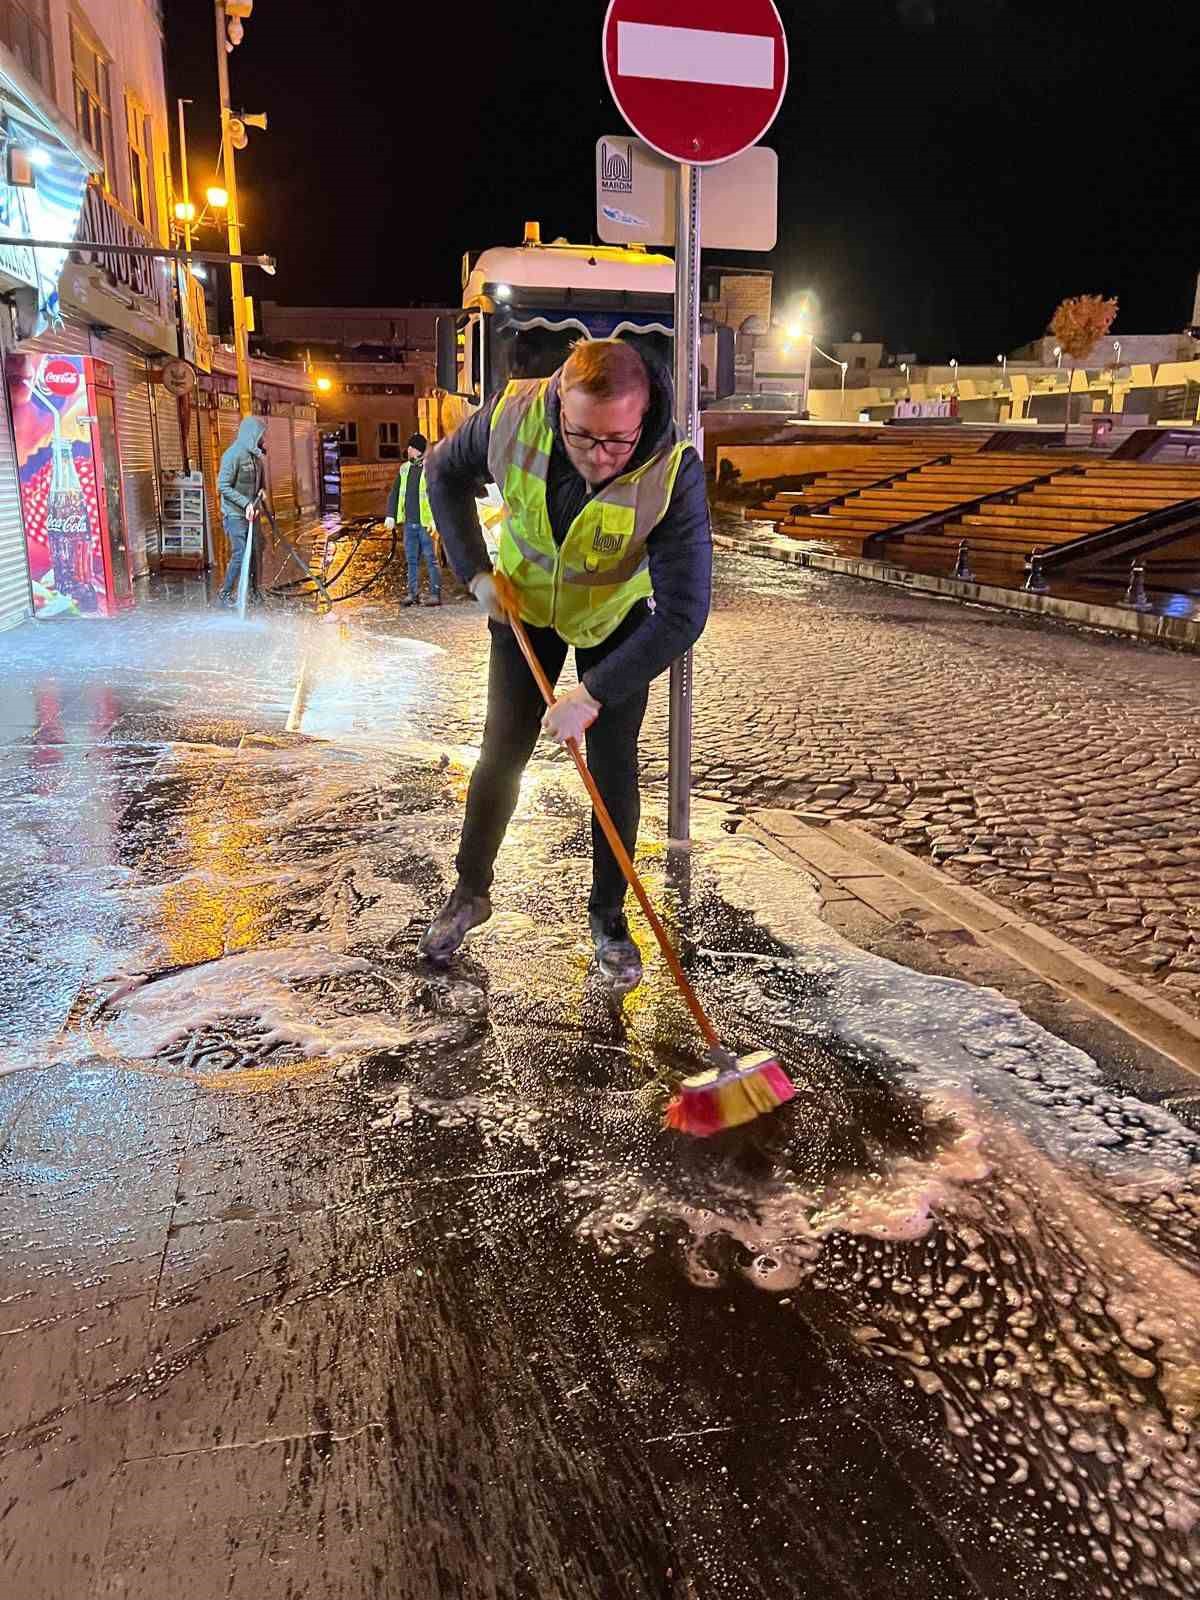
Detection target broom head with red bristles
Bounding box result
[664,1049,796,1137]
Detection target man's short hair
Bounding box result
[561,339,650,407]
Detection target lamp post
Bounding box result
[949,357,959,394]
[900,360,912,395]
[996,352,1008,383]
[1053,344,1063,369]
[213,0,255,418]
[175,99,194,253]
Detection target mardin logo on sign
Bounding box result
[599,141,634,194]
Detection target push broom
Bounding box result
[492,571,796,1137]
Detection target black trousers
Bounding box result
[456,604,650,916]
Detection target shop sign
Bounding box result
[176,261,214,372]
[0,114,89,329]
[65,182,175,355]
[160,358,196,396]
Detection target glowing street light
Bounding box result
[206,185,229,209]
[315,376,333,393]
[949,357,959,393]
[174,200,197,223]
[1053,344,1063,369]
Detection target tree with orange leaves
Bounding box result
[1048,294,1118,440]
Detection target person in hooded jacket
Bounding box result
[216,415,266,606]
[421,337,712,992]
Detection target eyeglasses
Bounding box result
[560,414,643,457]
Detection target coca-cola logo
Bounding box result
[41,359,80,397]
[47,515,89,534]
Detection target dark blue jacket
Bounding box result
[425,362,712,706]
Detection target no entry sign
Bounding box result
[602,0,788,166]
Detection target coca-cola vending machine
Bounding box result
[6,353,134,618]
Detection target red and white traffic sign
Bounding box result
[603,0,788,166]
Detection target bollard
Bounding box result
[952,539,975,582]
[1123,560,1153,611]
[1023,549,1049,594]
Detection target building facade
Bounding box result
[0,0,317,631]
[257,302,454,465]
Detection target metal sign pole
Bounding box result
[667,161,701,843]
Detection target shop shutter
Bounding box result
[19,317,93,358]
[264,414,295,524]
[292,419,318,516]
[0,340,30,631]
[204,405,241,575]
[95,337,160,577]
[153,383,186,476]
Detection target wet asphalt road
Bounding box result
[1,549,1200,1598]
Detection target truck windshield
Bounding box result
[489,323,673,388]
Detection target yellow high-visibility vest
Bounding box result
[393,460,434,529]
[486,378,687,647]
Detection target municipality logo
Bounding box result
[600,141,634,195]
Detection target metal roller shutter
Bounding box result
[95,337,160,577]
[153,384,186,476]
[264,415,295,524]
[292,419,318,516]
[0,338,30,631]
[19,317,92,358]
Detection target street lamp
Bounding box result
[315,375,333,393]
[997,352,1008,381]
[949,357,959,394]
[206,184,228,210]
[840,359,849,418]
[1053,344,1063,369]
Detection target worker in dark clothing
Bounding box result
[215,416,266,606]
[421,338,712,992]
[384,432,441,606]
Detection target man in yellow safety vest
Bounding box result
[421,338,712,990]
[384,432,441,606]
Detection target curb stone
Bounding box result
[745,807,1200,1081]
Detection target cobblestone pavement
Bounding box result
[372,548,1200,1020]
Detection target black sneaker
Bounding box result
[402,595,419,608]
[589,911,643,993]
[423,595,443,607]
[419,884,493,963]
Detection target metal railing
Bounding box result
[1037,495,1200,573]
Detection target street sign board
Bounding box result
[596,137,777,250]
[602,0,788,166]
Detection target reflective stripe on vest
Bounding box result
[486,378,687,647]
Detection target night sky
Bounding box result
[165,0,1200,360]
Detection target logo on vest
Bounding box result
[591,528,626,556]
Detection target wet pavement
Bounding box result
[2,551,1200,1598]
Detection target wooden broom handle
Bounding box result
[492,573,719,1048]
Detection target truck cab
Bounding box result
[436,225,684,422]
